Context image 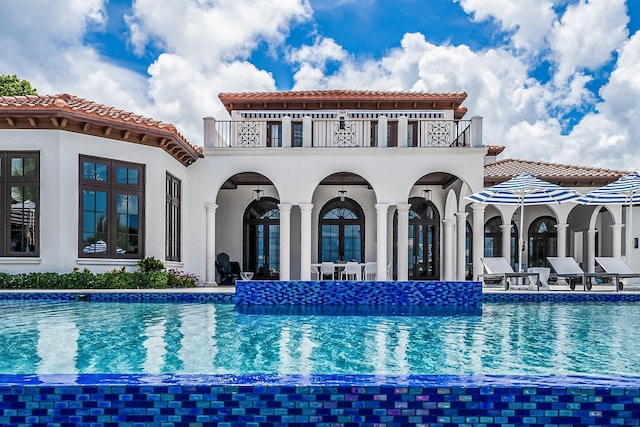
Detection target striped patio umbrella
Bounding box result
[574,172,640,259]
[466,173,582,272]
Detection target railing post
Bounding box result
[282,116,291,148]
[471,116,483,147]
[398,116,408,148]
[303,116,312,148]
[378,116,388,147]
[203,117,215,148]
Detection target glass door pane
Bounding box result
[267,224,280,277]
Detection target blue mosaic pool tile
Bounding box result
[235,280,483,306]
[0,291,234,303]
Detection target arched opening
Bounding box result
[528,216,557,268]
[484,216,518,268]
[243,197,280,279]
[318,197,364,262]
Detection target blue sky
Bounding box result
[1,0,639,172]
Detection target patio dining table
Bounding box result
[311,262,366,280]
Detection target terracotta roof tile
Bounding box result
[485,158,630,186]
[219,89,467,101]
[0,94,201,165]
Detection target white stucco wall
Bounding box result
[0,129,189,274]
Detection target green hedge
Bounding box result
[0,268,199,290]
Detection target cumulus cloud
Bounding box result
[549,0,629,85]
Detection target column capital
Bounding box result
[205,203,218,213]
[396,203,412,212]
[587,228,598,236]
[299,203,314,212]
[455,212,468,220]
[610,223,625,230]
[471,203,486,212]
[554,223,569,231]
[500,224,511,231]
[375,203,390,212]
[442,218,455,226]
[277,203,293,212]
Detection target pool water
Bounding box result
[1,300,639,376]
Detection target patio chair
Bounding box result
[363,262,377,280]
[320,262,335,280]
[480,257,539,291]
[595,257,640,290]
[341,261,360,280]
[527,267,550,290]
[215,252,241,285]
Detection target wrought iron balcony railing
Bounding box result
[206,118,473,149]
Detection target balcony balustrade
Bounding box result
[206,118,476,149]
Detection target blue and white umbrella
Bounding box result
[574,172,640,259]
[466,173,582,271]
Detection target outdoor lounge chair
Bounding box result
[595,257,640,290]
[547,257,618,291]
[480,257,539,291]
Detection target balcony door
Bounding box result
[244,197,280,279]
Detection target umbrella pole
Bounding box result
[519,201,525,273]
[628,201,633,264]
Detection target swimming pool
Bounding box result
[2,300,640,377]
[1,293,640,426]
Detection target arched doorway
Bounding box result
[408,197,440,280]
[318,197,364,262]
[243,197,280,279]
[528,216,557,268]
[484,216,518,268]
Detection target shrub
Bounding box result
[167,269,200,288]
[137,257,165,273]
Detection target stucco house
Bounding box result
[0,91,635,285]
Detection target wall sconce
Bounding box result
[253,187,263,201]
[635,238,638,249]
[338,110,346,130]
[339,189,347,202]
[422,188,432,201]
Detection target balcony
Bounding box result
[204,117,482,149]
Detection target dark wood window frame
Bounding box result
[165,173,181,262]
[79,155,145,259]
[291,121,303,147]
[318,197,365,263]
[266,121,282,147]
[0,151,40,257]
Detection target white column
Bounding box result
[205,203,218,286]
[397,204,411,281]
[278,204,292,281]
[376,204,390,280]
[456,212,468,280]
[378,116,388,147]
[282,116,292,148]
[611,223,624,259]
[500,224,511,260]
[443,219,455,281]
[587,228,597,273]
[555,223,569,258]
[471,204,486,280]
[471,116,483,147]
[299,204,313,280]
[203,117,215,148]
[398,116,408,147]
[302,116,312,148]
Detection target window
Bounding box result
[267,121,282,147]
[528,216,557,268]
[371,121,398,146]
[291,121,303,147]
[408,121,419,147]
[79,155,144,258]
[484,216,518,268]
[165,173,181,261]
[319,198,364,263]
[0,151,39,256]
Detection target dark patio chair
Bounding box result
[215,252,241,285]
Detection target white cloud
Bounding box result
[456,0,556,51]
[549,0,629,85]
